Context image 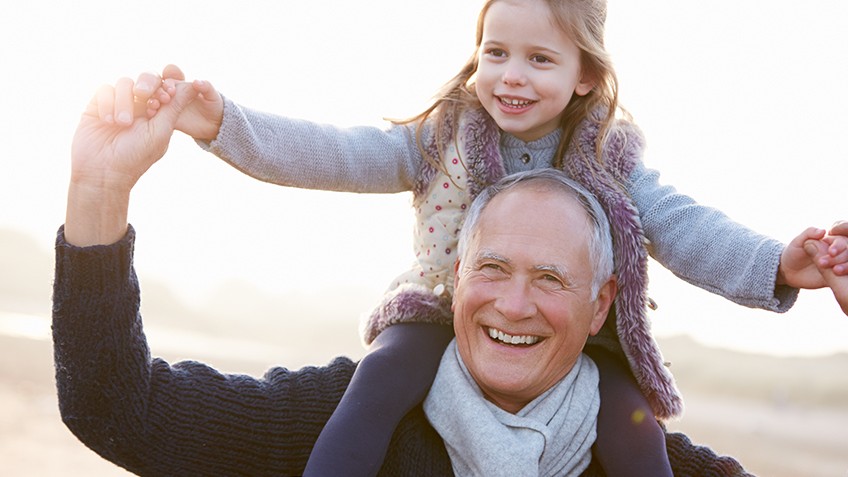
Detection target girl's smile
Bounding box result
[475,0,594,142]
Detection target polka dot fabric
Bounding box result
[389,143,471,298]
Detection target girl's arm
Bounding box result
[202,97,424,194]
[151,64,424,194]
[628,162,797,311]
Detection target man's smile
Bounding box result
[486,326,541,346]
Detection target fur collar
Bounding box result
[415,107,683,419]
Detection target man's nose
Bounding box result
[494,279,536,320]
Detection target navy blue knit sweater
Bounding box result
[52,226,750,476]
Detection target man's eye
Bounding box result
[479,263,507,277]
[538,274,565,289]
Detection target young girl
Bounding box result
[142,0,847,475]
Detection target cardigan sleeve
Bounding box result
[52,225,356,476]
[628,162,798,312]
[196,96,425,194]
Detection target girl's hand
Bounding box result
[777,227,828,289]
[142,64,224,143]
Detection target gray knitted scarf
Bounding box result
[424,340,600,477]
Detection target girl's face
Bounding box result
[475,0,594,142]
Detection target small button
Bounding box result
[520,153,531,164]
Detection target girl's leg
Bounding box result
[302,322,454,477]
[585,345,673,477]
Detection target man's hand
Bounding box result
[804,238,848,315]
[64,76,198,246]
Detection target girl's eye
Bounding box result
[531,55,551,64]
[486,48,507,58]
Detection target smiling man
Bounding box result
[424,169,616,475]
[54,80,751,475]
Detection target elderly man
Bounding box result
[423,168,616,475]
[54,80,750,475]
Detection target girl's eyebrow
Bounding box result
[481,39,563,57]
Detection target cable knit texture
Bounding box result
[53,226,751,476]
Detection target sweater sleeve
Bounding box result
[52,225,356,476]
[665,431,753,477]
[628,162,798,312]
[196,96,424,194]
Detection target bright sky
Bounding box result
[2,0,847,357]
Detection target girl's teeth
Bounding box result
[501,97,531,106]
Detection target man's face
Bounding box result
[452,186,614,413]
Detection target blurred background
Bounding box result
[2,1,847,475]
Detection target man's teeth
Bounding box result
[488,328,540,345]
[500,97,532,106]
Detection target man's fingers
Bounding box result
[94,84,116,123]
[113,77,135,125]
[162,64,186,81]
[830,220,848,236]
[133,72,162,102]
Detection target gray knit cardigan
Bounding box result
[368,107,682,419]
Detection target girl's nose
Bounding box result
[501,61,527,87]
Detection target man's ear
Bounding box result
[451,259,461,312]
[589,276,616,336]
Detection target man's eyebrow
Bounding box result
[475,249,510,265]
[474,251,574,283]
[534,264,575,285]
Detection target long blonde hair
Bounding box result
[397,0,622,172]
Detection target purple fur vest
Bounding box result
[367,107,683,420]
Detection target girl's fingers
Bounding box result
[146,98,161,118]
